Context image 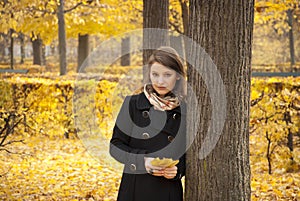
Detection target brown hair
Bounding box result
[145,46,186,98]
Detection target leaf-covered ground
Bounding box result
[0,136,121,200]
[1,134,300,200]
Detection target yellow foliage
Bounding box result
[0,74,300,200]
[0,136,121,200]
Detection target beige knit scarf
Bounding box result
[143,84,180,111]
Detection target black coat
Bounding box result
[110,92,186,201]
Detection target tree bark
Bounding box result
[19,33,25,64]
[32,34,43,65]
[121,36,130,66]
[185,1,253,200]
[9,29,14,69]
[0,33,6,62]
[77,34,89,72]
[143,0,169,77]
[58,0,67,75]
[287,9,295,71]
[180,0,188,37]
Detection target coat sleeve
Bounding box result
[109,96,148,173]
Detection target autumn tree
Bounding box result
[185,0,254,200]
[255,0,300,70]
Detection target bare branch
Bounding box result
[169,20,183,35]
[250,91,265,106]
[0,148,18,154]
[64,2,83,13]
[2,139,25,147]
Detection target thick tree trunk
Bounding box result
[121,36,130,66]
[58,0,67,75]
[77,34,89,72]
[32,35,43,65]
[185,1,253,200]
[143,0,169,75]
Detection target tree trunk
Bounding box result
[19,33,25,64]
[284,110,293,161]
[58,0,67,75]
[121,36,130,66]
[32,35,43,65]
[180,0,189,62]
[185,0,253,200]
[42,44,46,65]
[77,34,89,72]
[180,0,188,36]
[0,33,6,62]
[287,9,295,71]
[143,0,169,78]
[9,29,14,69]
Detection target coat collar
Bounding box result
[136,92,186,115]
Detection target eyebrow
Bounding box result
[151,70,174,74]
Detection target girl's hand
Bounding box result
[144,157,164,176]
[163,166,178,179]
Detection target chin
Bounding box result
[156,90,169,97]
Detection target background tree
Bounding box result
[143,0,169,69]
[255,0,300,71]
[57,0,67,75]
[185,0,254,200]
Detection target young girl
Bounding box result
[110,46,186,201]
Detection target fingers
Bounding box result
[144,157,178,178]
[144,157,163,176]
[151,169,165,176]
[163,166,178,179]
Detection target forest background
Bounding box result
[0,0,300,200]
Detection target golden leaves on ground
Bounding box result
[0,136,121,200]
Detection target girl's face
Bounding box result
[150,62,179,97]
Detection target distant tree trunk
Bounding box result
[77,34,89,72]
[143,0,169,78]
[284,110,293,161]
[9,29,14,69]
[42,44,46,65]
[287,9,295,71]
[185,0,253,200]
[19,33,25,64]
[50,43,56,56]
[121,36,130,66]
[0,33,6,62]
[57,0,67,75]
[31,34,43,65]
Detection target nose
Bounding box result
[157,76,164,84]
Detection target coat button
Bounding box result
[142,132,150,139]
[130,164,136,172]
[142,110,149,118]
[173,113,179,119]
[168,135,174,142]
